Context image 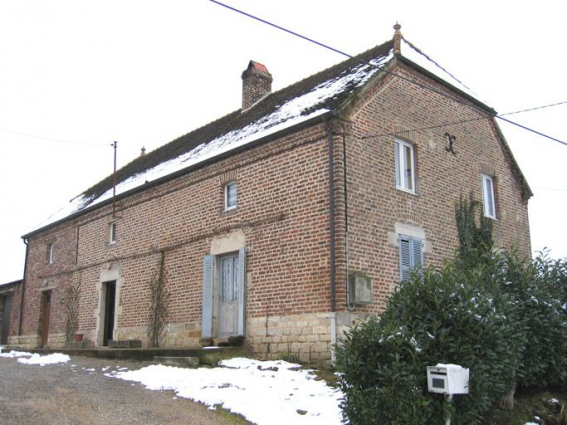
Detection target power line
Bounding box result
[361,116,489,140]
[496,116,566,146]
[533,186,567,192]
[499,100,567,117]
[209,0,565,147]
[362,104,567,144]
[0,126,107,147]
[209,0,489,118]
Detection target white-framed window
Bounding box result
[47,244,54,264]
[108,222,117,244]
[481,174,496,219]
[399,235,423,281]
[224,182,237,210]
[395,139,416,193]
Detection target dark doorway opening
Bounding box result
[1,295,13,345]
[40,292,51,347]
[103,281,116,346]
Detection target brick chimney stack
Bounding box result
[393,22,403,56]
[241,60,272,111]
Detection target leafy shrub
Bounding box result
[337,259,522,425]
[499,252,567,388]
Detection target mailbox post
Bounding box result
[427,364,470,425]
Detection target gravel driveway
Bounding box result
[0,355,248,425]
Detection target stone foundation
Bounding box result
[9,312,370,360]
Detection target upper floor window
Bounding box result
[47,244,54,264]
[395,139,416,193]
[108,222,117,245]
[225,182,237,210]
[481,174,496,219]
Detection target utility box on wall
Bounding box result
[427,364,470,395]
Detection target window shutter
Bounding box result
[237,247,246,336]
[399,236,411,281]
[412,237,423,268]
[201,255,214,338]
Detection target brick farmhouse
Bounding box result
[5,27,531,361]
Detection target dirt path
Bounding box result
[0,355,249,425]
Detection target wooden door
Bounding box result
[219,254,239,337]
[103,282,116,346]
[40,292,51,347]
[1,295,13,345]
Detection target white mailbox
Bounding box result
[427,364,469,395]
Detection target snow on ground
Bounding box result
[17,352,71,366]
[109,357,343,425]
[0,350,34,358]
[0,350,70,365]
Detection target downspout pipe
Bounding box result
[326,120,336,313]
[18,238,29,337]
[326,119,337,364]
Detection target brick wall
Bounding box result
[333,62,530,317]
[15,60,530,361]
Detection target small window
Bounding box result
[395,139,416,193]
[481,174,496,219]
[108,222,116,244]
[225,182,237,210]
[399,235,423,281]
[47,244,54,264]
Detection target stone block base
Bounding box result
[108,340,142,348]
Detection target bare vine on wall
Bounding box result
[65,272,82,344]
[147,252,171,348]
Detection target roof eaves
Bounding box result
[22,109,335,239]
[490,118,533,201]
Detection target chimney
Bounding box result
[393,22,403,56]
[241,60,272,111]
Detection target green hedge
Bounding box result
[336,252,567,424]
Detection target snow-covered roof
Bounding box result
[26,36,495,236]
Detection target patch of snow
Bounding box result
[17,353,70,366]
[33,49,394,233]
[111,357,343,425]
[0,350,33,358]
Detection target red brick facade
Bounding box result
[10,55,530,362]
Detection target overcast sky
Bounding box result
[0,0,565,283]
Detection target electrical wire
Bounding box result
[209,0,489,117]
[499,100,567,117]
[533,186,567,192]
[362,103,567,143]
[0,126,107,147]
[210,0,566,147]
[496,116,566,146]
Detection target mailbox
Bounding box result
[427,364,469,395]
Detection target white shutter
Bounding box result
[412,237,423,268]
[399,235,423,281]
[399,236,411,281]
[201,255,214,338]
[237,247,246,336]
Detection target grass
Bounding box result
[215,405,252,424]
[483,387,567,425]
